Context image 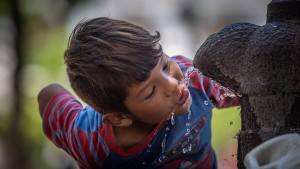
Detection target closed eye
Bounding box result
[145,86,156,100]
[163,61,170,72]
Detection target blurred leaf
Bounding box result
[211,107,241,152]
[24,27,67,72]
[0,0,10,16]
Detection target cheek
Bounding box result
[138,101,173,123]
[125,92,176,124]
[171,62,184,81]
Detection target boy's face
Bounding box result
[124,53,192,124]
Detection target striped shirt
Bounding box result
[42,55,240,169]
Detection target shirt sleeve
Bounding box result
[172,55,240,108]
[189,70,240,108]
[42,92,107,169]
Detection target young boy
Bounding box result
[38,17,239,169]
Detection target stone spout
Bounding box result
[193,0,300,168]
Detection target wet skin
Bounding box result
[124,53,192,125]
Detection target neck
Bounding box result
[113,121,158,149]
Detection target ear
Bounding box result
[102,113,133,127]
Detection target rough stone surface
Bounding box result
[193,0,300,168]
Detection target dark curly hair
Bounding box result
[64,17,163,114]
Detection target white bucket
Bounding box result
[244,133,300,169]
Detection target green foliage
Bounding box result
[24,27,67,71]
[0,0,9,16]
[19,26,71,169]
[211,106,241,158]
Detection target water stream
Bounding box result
[156,66,239,164]
[184,66,238,99]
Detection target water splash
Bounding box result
[212,79,238,99]
[184,66,239,100]
[188,144,192,151]
[185,128,191,136]
[182,148,188,154]
[161,134,167,153]
[171,112,175,125]
[187,109,191,120]
[184,66,202,86]
[159,155,166,162]
[220,92,237,99]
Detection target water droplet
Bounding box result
[187,109,191,120]
[188,144,192,151]
[247,130,253,134]
[204,100,209,105]
[184,66,202,86]
[161,140,166,153]
[185,132,191,136]
[161,134,167,153]
[182,148,188,153]
[214,80,238,99]
[233,133,239,139]
[221,89,236,98]
[220,94,225,100]
[171,112,175,125]
[159,155,166,162]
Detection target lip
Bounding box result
[178,87,190,106]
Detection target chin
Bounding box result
[175,97,192,116]
[176,101,192,116]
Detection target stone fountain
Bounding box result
[193,0,300,168]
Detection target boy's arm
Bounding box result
[198,74,240,108]
[39,84,107,168]
[188,70,240,108]
[37,83,69,117]
[210,83,240,108]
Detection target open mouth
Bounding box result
[178,86,190,106]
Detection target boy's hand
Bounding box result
[37,83,68,117]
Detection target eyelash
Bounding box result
[145,60,170,100]
[146,86,156,99]
[163,61,170,72]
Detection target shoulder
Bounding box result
[171,55,193,72]
[171,55,192,65]
[75,105,104,132]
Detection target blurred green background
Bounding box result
[0,0,271,168]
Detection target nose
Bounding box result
[164,76,179,97]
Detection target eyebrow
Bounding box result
[136,56,164,98]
